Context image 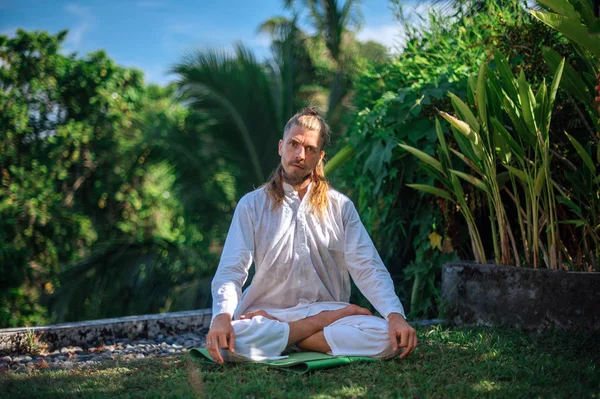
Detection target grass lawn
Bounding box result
[2,326,598,398]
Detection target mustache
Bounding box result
[290,162,305,168]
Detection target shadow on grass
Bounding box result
[1,358,196,398]
[2,327,599,398]
[193,327,600,398]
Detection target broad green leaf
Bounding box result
[531,11,600,57]
[502,97,537,147]
[435,118,450,159]
[494,126,512,165]
[452,126,481,162]
[450,148,483,175]
[496,171,511,190]
[542,46,591,104]
[535,0,580,20]
[485,67,503,122]
[565,131,596,175]
[534,165,546,196]
[503,164,529,183]
[535,80,548,135]
[450,173,465,197]
[467,75,477,105]
[398,144,444,173]
[559,220,586,227]
[476,63,488,132]
[556,195,583,217]
[546,57,565,133]
[449,92,480,133]
[406,184,454,202]
[421,163,451,188]
[518,69,538,136]
[450,169,489,193]
[570,0,596,28]
[493,49,519,100]
[491,118,525,160]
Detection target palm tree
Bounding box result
[285,0,363,137]
[172,45,288,191]
[172,1,365,192]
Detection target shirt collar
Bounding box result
[283,181,313,196]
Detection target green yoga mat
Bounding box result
[189,348,378,373]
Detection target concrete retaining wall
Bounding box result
[0,309,212,354]
[441,262,600,330]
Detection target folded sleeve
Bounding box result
[211,196,255,322]
[342,200,406,319]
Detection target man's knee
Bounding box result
[323,315,398,358]
[228,316,290,361]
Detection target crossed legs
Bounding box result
[223,305,399,361]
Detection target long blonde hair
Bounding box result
[264,107,331,217]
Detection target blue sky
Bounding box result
[0,0,414,85]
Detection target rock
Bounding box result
[62,361,75,370]
[135,354,145,359]
[172,344,183,349]
[1,356,11,363]
[166,349,176,354]
[183,340,195,349]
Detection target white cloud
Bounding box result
[64,4,94,49]
[358,4,449,53]
[247,32,272,49]
[357,24,403,52]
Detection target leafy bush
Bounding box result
[0,30,233,327]
[332,0,577,317]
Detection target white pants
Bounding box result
[220,304,400,362]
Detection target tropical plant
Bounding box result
[284,0,363,136]
[403,51,566,269]
[530,0,600,268]
[0,30,234,326]
[326,3,535,317]
[173,0,371,191]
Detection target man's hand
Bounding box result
[206,313,235,364]
[388,312,417,359]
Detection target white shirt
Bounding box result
[211,182,405,322]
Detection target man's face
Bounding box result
[278,124,325,186]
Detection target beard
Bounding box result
[282,165,312,186]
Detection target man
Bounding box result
[207,108,417,363]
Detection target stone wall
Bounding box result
[441,262,600,330]
[0,309,212,354]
